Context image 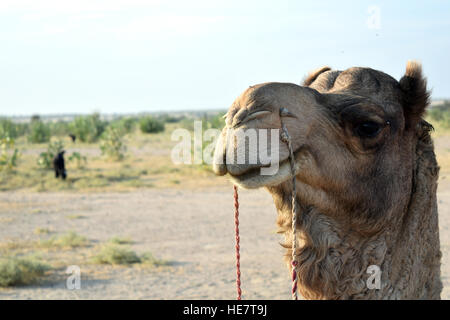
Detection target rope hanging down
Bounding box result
[280,117,299,301]
[233,108,299,300]
[234,185,242,300]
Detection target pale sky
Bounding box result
[0,0,449,116]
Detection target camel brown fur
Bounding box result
[212,61,442,299]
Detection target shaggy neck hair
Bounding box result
[268,121,442,299]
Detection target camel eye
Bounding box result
[355,121,381,138]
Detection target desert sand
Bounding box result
[0,182,448,299]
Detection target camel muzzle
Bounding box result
[212,82,323,187]
[212,127,283,176]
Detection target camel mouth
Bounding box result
[227,148,303,189]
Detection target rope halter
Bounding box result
[233,107,300,300]
[279,107,300,301]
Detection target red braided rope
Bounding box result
[291,260,298,300]
[234,185,242,300]
[231,110,299,300]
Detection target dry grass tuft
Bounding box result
[38,231,89,249]
[0,256,51,287]
[108,237,134,245]
[91,244,141,265]
[91,243,169,266]
[34,227,52,235]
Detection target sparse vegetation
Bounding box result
[34,227,52,235]
[140,252,170,267]
[204,112,226,130]
[28,120,51,143]
[0,118,18,139]
[179,112,225,131]
[0,108,447,297]
[139,116,165,134]
[0,109,362,192]
[37,139,64,169]
[91,243,168,266]
[48,121,71,137]
[159,114,183,123]
[67,152,87,169]
[0,256,50,287]
[99,126,127,161]
[427,102,450,131]
[66,214,86,220]
[70,113,106,143]
[38,231,89,249]
[91,244,141,265]
[109,237,134,245]
[0,136,20,171]
[110,117,138,135]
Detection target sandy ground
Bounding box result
[0,183,449,300]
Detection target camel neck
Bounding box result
[268,126,442,299]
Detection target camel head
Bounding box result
[213,61,430,223]
[213,61,442,299]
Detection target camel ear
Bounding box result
[399,61,430,129]
[303,66,331,86]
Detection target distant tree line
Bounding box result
[0,111,226,170]
[427,101,450,129]
[0,113,171,143]
[0,111,228,144]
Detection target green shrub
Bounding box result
[67,152,87,169]
[92,244,141,265]
[99,127,127,161]
[49,121,71,137]
[0,118,18,139]
[15,122,29,137]
[427,102,450,129]
[140,252,170,267]
[109,237,134,245]
[205,112,226,130]
[160,114,183,123]
[139,116,165,134]
[34,227,52,235]
[37,140,64,169]
[110,117,138,135]
[180,113,225,132]
[122,117,138,133]
[0,257,50,287]
[180,118,195,131]
[28,120,51,143]
[69,113,106,143]
[66,214,86,220]
[38,231,89,248]
[15,123,29,137]
[91,243,168,266]
[0,137,20,171]
[38,140,87,169]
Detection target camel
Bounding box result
[212,61,442,299]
